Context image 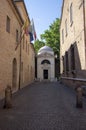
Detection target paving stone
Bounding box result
[0,81,86,130]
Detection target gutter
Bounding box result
[7,0,24,25]
[14,0,30,23]
[13,0,24,24]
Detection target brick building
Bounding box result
[0,0,35,99]
[60,0,86,87]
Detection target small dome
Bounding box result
[38,46,54,55]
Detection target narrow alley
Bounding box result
[0,81,86,130]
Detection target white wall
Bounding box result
[37,56,55,81]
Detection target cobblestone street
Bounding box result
[0,81,86,130]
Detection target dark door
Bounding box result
[43,70,48,79]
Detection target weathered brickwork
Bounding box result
[60,0,86,87]
[0,0,35,99]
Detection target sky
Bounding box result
[24,0,63,40]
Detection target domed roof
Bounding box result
[38,46,54,55]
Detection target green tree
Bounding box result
[34,39,45,53]
[40,18,60,57]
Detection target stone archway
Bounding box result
[12,58,17,88]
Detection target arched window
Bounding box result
[41,60,50,64]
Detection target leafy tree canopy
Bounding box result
[41,18,60,57]
[34,18,60,57]
[34,39,45,53]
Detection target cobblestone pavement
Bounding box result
[0,81,86,130]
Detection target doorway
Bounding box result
[43,69,48,79]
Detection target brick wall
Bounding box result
[60,0,86,87]
[0,0,35,99]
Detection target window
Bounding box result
[6,16,10,33]
[70,3,73,25]
[62,29,64,43]
[65,19,68,36]
[71,45,75,70]
[65,51,69,72]
[41,60,50,64]
[16,30,18,43]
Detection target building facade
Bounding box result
[60,0,86,87]
[0,0,35,99]
[37,46,55,81]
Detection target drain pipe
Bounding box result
[83,0,86,67]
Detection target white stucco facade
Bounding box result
[37,46,55,81]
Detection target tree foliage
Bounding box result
[40,18,60,57]
[34,39,45,53]
[34,18,60,57]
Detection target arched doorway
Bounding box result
[12,58,17,88]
